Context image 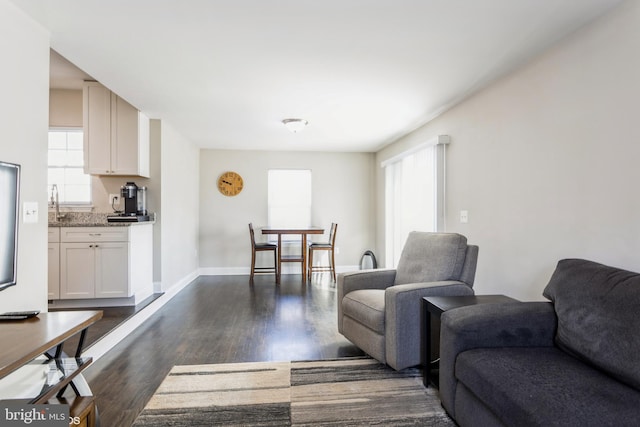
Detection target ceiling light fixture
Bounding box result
[282,118,308,133]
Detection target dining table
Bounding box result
[261,226,324,283]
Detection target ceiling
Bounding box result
[13,0,623,152]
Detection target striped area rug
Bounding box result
[132,357,455,426]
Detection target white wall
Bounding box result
[148,119,162,283]
[199,150,375,274]
[0,0,50,312]
[377,0,640,301]
[160,121,200,290]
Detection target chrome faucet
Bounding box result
[50,184,66,221]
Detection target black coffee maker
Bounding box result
[108,182,150,222]
[121,182,144,216]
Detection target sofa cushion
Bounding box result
[543,258,640,391]
[394,232,467,285]
[342,289,385,334]
[456,347,640,426]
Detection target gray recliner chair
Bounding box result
[337,232,479,371]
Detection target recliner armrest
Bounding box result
[338,269,397,294]
[439,301,557,418]
[384,281,474,370]
[337,269,397,333]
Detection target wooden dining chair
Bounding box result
[249,223,278,283]
[308,223,338,282]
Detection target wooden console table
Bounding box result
[0,311,102,422]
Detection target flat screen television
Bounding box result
[0,161,20,292]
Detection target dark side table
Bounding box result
[422,295,518,387]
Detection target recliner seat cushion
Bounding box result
[456,347,640,426]
[543,258,640,391]
[394,232,468,285]
[342,289,385,334]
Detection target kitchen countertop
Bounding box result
[48,212,155,227]
[48,222,154,227]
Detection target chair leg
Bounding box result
[251,248,278,283]
[273,248,278,277]
[308,247,337,281]
[330,249,336,282]
[250,249,256,283]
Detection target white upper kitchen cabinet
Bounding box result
[83,81,150,177]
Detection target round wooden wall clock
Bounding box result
[217,171,244,196]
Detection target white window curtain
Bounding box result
[268,169,312,229]
[382,135,449,268]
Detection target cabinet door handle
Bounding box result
[89,233,102,236]
[95,244,99,248]
[89,245,93,248]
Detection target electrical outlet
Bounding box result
[109,193,120,207]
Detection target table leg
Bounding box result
[301,233,308,282]
[75,328,88,358]
[277,234,282,284]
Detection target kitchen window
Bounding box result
[48,128,91,205]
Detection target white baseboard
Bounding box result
[198,267,248,276]
[336,265,360,273]
[133,288,154,305]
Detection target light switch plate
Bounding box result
[23,201,38,223]
[460,210,469,224]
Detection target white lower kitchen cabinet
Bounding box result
[60,242,129,299]
[48,228,60,300]
[95,242,130,297]
[53,224,153,303]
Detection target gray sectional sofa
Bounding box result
[439,258,640,426]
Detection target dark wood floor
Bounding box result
[81,274,364,427]
[50,294,162,354]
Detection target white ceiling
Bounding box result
[12,0,623,152]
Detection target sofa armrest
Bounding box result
[384,281,474,370]
[439,301,557,418]
[337,269,397,332]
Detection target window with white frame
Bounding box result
[382,135,449,267]
[48,129,91,205]
[268,169,312,232]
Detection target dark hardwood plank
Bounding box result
[82,274,363,427]
[50,293,163,354]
